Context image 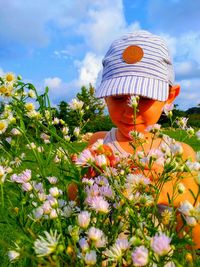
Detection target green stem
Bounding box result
[1,183,4,208]
[37,121,79,154]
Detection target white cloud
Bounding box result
[0,0,141,57]
[77,1,140,53]
[42,76,82,106]
[177,32,200,62]
[44,77,62,89]
[159,31,200,81]
[0,68,5,77]
[175,61,200,79]
[53,50,72,59]
[0,0,93,46]
[42,52,103,105]
[75,53,102,87]
[159,34,177,57]
[175,62,194,75]
[176,78,200,109]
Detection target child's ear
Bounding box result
[166,85,180,104]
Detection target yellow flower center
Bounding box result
[6,73,15,82]
[185,253,193,262]
[25,103,35,111]
[0,122,6,130]
[0,86,7,94]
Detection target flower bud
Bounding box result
[177,183,185,194]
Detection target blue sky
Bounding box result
[0,0,200,110]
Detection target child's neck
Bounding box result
[115,128,158,153]
[116,128,153,142]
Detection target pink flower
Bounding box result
[178,200,194,216]
[95,154,107,167]
[116,238,129,250]
[76,149,94,166]
[145,124,161,133]
[100,185,114,199]
[163,103,174,116]
[78,211,91,228]
[185,216,197,227]
[89,196,110,213]
[50,209,58,219]
[164,262,175,267]
[47,196,58,208]
[170,143,183,156]
[185,160,200,172]
[91,139,104,151]
[176,117,188,130]
[125,174,151,191]
[88,227,104,242]
[196,130,200,140]
[84,250,97,265]
[22,182,33,191]
[42,201,52,214]
[49,187,60,197]
[33,182,44,193]
[10,128,21,135]
[79,238,89,252]
[85,184,100,199]
[82,178,94,186]
[151,233,171,256]
[132,246,149,266]
[47,176,58,184]
[33,207,44,219]
[11,169,32,183]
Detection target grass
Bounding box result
[163,128,200,151]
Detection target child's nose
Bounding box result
[124,105,134,118]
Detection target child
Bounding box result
[87,30,200,248]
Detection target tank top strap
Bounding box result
[103,128,130,157]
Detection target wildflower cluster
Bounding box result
[0,73,199,266]
[72,136,199,266]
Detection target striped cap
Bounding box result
[95,31,174,101]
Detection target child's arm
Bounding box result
[181,142,197,161]
[158,142,200,248]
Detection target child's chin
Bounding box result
[120,126,146,139]
[129,125,146,133]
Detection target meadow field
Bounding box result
[0,74,200,266]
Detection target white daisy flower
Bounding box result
[34,230,60,257]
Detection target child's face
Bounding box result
[106,95,166,138]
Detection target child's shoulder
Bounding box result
[164,134,196,161]
[88,131,108,146]
[180,141,196,161]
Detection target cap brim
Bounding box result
[95,76,169,101]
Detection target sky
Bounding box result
[0,0,200,110]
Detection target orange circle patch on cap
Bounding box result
[122,45,144,64]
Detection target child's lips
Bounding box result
[121,121,144,126]
[121,122,134,127]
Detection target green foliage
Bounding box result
[84,114,114,132]
[159,104,200,129]
[1,74,200,266]
[188,114,200,128]
[58,85,106,133]
[163,128,200,151]
[186,106,200,115]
